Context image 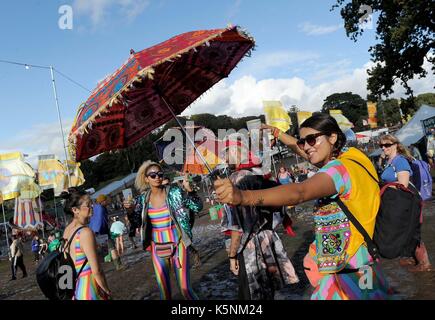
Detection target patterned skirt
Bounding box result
[311,245,394,300]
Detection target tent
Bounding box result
[395,105,435,146]
[91,172,137,200]
[370,104,435,157]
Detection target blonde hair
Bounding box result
[380,134,412,159]
[135,160,162,192]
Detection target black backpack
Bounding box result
[36,226,88,300]
[335,159,422,260]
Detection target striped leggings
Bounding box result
[151,241,198,300]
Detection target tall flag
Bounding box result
[263,101,292,132]
[64,160,85,188]
[0,152,36,201]
[37,155,67,196]
[296,111,313,127]
[367,102,378,128]
[329,110,354,132]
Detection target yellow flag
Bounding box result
[329,110,354,131]
[64,160,85,188]
[263,101,292,132]
[367,102,378,128]
[0,152,36,201]
[38,158,66,195]
[296,111,313,127]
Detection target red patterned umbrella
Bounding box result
[68,26,255,162]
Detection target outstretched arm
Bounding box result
[261,124,308,160]
[214,173,336,207]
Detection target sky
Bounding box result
[0,0,433,166]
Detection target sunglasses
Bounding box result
[379,143,395,148]
[147,171,164,179]
[296,132,326,149]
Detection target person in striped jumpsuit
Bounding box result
[135,161,203,300]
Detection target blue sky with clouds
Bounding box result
[0,0,432,164]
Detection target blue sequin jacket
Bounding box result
[135,185,203,249]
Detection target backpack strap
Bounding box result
[346,158,380,184]
[64,226,89,278]
[334,198,379,261]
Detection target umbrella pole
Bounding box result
[1,201,10,254]
[159,95,233,220]
[160,95,213,174]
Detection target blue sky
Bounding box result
[0,0,432,164]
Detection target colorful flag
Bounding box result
[37,156,67,195]
[329,110,354,132]
[367,102,378,128]
[0,152,36,201]
[14,197,43,230]
[263,101,292,132]
[296,111,313,127]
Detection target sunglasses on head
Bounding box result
[379,143,395,148]
[147,171,164,179]
[296,132,326,149]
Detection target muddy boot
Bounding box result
[113,257,125,271]
[409,243,432,272]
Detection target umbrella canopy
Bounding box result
[69,26,255,161]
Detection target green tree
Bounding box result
[377,98,402,127]
[333,1,434,99]
[321,92,368,131]
[415,93,435,108]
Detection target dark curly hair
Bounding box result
[300,112,347,158]
[59,187,89,216]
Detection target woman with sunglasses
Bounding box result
[135,161,202,300]
[61,188,111,300]
[215,113,392,300]
[378,135,413,187]
[378,135,432,272]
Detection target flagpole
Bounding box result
[2,201,10,253]
[50,66,71,188]
[38,196,45,239]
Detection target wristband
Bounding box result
[228,255,238,260]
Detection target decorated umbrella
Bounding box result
[68,25,255,173]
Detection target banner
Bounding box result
[329,110,354,132]
[296,111,312,127]
[263,101,292,132]
[64,160,85,188]
[14,197,43,230]
[367,101,378,128]
[37,156,66,195]
[0,152,36,201]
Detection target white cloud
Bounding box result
[227,0,243,20]
[73,0,150,26]
[1,121,73,168]
[185,58,434,117]
[299,22,342,36]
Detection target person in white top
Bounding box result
[110,216,127,256]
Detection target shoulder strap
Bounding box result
[334,198,379,260]
[346,158,380,184]
[64,226,86,253]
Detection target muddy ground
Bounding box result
[1,200,434,300]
